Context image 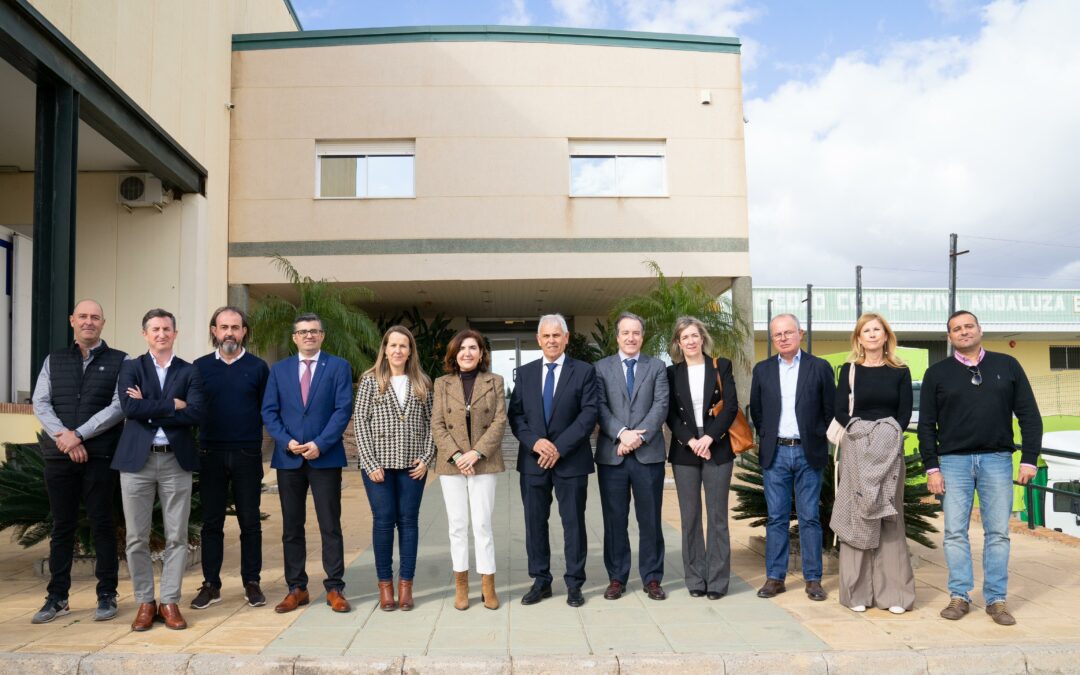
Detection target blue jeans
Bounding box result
[362,468,426,581]
[938,452,1013,605]
[763,444,824,581]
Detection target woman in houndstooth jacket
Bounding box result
[354,325,435,612]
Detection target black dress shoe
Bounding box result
[644,581,667,601]
[603,580,624,600]
[706,591,724,600]
[689,589,706,598]
[521,584,552,606]
[566,587,585,607]
[756,579,786,599]
[805,580,827,602]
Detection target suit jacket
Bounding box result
[352,373,436,474]
[749,350,836,470]
[666,356,738,466]
[431,372,507,476]
[262,353,353,470]
[507,355,598,478]
[595,353,669,465]
[112,353,205,473]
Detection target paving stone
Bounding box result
[1018,644,1080,675]
[823,649,927,674]
[0,652,84,674]
[921,645,1026,674]
[722,651,827,674]
[185,653,296,674]
[617,653,723,674]
[403,654,510,674]
[511,654,618,674]
[294,654,405,674]
[79,652,192,674]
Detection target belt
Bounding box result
[151,444,172,454]
[777,438,801,447]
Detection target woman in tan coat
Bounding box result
[431,329,506,610]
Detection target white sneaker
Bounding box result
[888,606,905,615]
[849,604,866,612]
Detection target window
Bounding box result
[569,140,666,197]
[1050,346,1080,370]
[316,141,414,198]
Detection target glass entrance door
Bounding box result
[489,336,541,394]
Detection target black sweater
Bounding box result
[917,351,1042,471]
[194,351,270,450]
[836,363,912,430]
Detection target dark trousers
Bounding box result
[597,455,665,585]
[44,457,119,600]
[199,448,264,587]
[277,462,344,592]
[361,468,426,581]
[520,471,588,590]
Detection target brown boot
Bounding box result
[454,571,469,611]
[481,574,499,610]
[398,579,414,611]
[378,580,396,611]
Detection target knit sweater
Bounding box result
[917,351,1042,471]
[194,351,270,450]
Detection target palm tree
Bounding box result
[248,254,381,378]
[610,260,751,364]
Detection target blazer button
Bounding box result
[679,407,684,412]
[400,415,405,421]
[447,408,452,413]
[449,424,454,429]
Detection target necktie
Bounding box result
[624,358,637,399]
[300,359,314,406]
[543,362,557,425]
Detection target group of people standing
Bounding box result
[30,299,1041,632]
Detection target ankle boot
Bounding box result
[481,573,499,610]
[378,579,396,611]
[398,579,414,611]
[454,571,469,611]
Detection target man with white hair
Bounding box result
[508,314,598,607]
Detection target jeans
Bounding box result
[199,448,264,588]
[362,468,426,581]
[938,451,1014,604]
[763,444,824,581]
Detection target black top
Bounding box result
[836,363,913,430]
[460,369,479,403]
[194,351,270,450]
[917,351,1042,471]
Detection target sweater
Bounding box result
[194,351,270,450]
[917,351,1042,471]
[836,363,913,429]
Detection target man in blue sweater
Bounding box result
[190,307,270,610]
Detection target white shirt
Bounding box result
[539,353,567,397]
[150,351,175,446]
[688,363,706,429]
[390,374,409,407]
[616,351,643,439]
[778,351,802,439]
[297,351,321,381]
[214,347,246,363]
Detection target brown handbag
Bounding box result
[709,357,757,455]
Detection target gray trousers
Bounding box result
[120,451,193,604]
[673,460,734,594]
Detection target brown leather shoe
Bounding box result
[986,601,1016,626]
[398,579,414,611]
[756,578,786,598]
[603,580,625,600]
[326,589,351,613]
[805,580,827,601]
[131,601,156,632]
[157,602,187,630]
[274,588,310,614]
[645,580,667,601]
[378,580,396,611]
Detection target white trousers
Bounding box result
[440,473,497,574]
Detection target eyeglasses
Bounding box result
[772,330,799,340]
[968,366,982,386]
[293,329,324,337]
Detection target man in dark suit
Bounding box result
[262,313,354,614]
[508,313,598,607]
[594,312,669,601]
[114,308,205,632]
[749,313,836,602]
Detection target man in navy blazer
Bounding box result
[113,308,204,632]
[261,313,354,614]
[749,313,836,602]
[508,314,598,607]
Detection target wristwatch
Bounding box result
[474,450,485,460]
[73,430,84,441]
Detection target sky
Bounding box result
[290,0,1080,290]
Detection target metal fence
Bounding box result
[1029,372,1080,417]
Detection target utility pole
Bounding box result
[948,233,969,356]
[766,298,773,358]
[855,265,863,318]
[802,284,813,354]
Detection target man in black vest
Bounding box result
[31,299,126,624]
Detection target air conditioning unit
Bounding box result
[117,173,163,207]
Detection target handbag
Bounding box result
[826,363,857,446]
[709,357,756,455]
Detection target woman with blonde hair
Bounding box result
[664,316,739,600]
[831,312,914,614]
[354,325,434,612]
[431,329,507,610]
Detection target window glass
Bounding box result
[367,155,414,198]
[617,156,665,195]
[320,157,357,198]
[570,157,616,196]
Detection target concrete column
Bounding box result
[228,284,250,314]
[177,193,209,359]
[730,275,755,414]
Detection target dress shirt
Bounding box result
[150,351,175,445]
[778,351,802,439]
[539,353,567,397]
[616,350,643,440]
[297,350,322,380]
[31,343,124,440]
[214,347,247,363]
[953,348,986,367]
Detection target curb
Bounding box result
[3,644,1077,674]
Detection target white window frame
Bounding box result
[569,140,667,197]
[315,140,416,199]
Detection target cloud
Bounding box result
[500,0,533,25]
[616,0,760,67]
[745,0,1080,289]
[295,0,338,22]
[551,0,609,26]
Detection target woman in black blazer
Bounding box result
[666,316,738,600]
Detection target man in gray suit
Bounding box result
[594,312,670,600]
